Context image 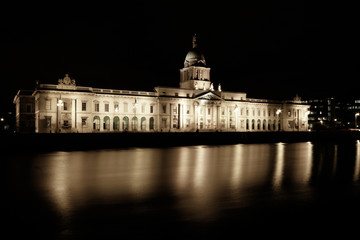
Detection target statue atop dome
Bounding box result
[192,33,198,48]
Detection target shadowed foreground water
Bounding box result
[3,141,360,239]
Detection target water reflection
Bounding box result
[272,143,285,191]
[354,140,360,182]
[30,141,360,225]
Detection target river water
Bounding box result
[3,141,360,239]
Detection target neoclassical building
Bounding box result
[14,35,309,133]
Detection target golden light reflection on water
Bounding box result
[354,140,360,182]
[273,143,285,191]
[32,142,360,223]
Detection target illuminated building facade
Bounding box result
[14,35,310,133]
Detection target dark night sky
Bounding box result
[1,1,358,114]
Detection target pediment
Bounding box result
[195,92,222,101]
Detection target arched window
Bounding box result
[273,120,276,130]
[132,117,138,131]
[263,120,266,130]
[123,116,129,131]
[149,117,155,130]
[246,119,249,130]
[257,119,261,130]
[113,116,120,131]
[93,116,100,131]
[251,119,255,130]
[141,117,146,131]
[103,116,110,130]
[268,120,271,131]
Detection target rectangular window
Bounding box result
[26,104,32,113]
[82,102,86,111]
[162,118,167,128]
[150,105,154,113]
[45,116,51,127]
[45,100,51,110]
[124,103,128,113]
[186,105,190,114]
[63,102,68,111]
[82,117,87,127]
[208,108,211,115]
[114,103,119,112]
[95,103,100,112]
[63,120,69,127]
[105,103,109,112]
[162,104,166,114]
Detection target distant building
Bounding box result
[13,90,35,133]
[308,97,360,130]
[14,34,310,133]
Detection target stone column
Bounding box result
[217,105,220,130]
[170,103,173,130]
[179,104,183,129]
[72,98,76,132]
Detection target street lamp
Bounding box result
[276,109,281,131]
[57,99,63,107]
[57,99,63,133]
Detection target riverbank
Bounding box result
[2,130,360,152]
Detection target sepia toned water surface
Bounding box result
[3,141,360,239]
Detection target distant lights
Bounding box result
[276,109,282,115]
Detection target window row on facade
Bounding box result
[40,98,306,119]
